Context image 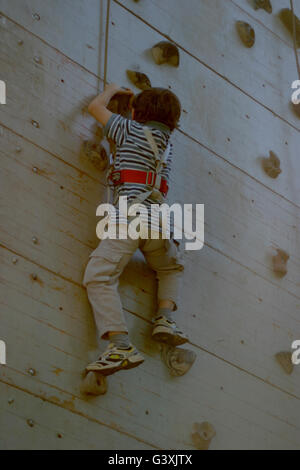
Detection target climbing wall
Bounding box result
[1,0,300,450]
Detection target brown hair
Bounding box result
[131,88,181,131]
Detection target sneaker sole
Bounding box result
[152,329,189,346]
[86,355,144,376]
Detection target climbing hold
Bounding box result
[26,419,35,428]
[80,370,107,396]
[126,70,151,90]
[8,398,14,405]
[81,140,108,171]
[272,248,289,277]
[291,102,300,118]
[161,345,196,376]
[253,0,272,14]
[107,92,132,118]
[32,13,40,21]
[262,151,281,178]
[279,9,300,48]
[31,274,38,281]
[33,167,38,173]
[32,236,38,244]
[236,21,255,48]
[27,368,36,376]
[151,41,180,67]
[275,351,294,375]
[192,422,216,450]
[12,257,18,264]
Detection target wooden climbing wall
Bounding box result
[1,0,300,450]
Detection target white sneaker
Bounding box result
[152,315,189,346]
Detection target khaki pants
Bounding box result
[83,237,184,340]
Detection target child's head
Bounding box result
[131,88,181,131]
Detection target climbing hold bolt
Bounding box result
[32,167,38,173]
[126,70,151,90]
[31,274,38,281]
[192,422,216,451]
[28,368,36,376]
[32,236,38,244]
[18,40,24,46]
[8,398,14,405]
[151,41,180,67]
[27,419,35,427]
[34,56,42,64]
[12,257,18,264]
[279,9,300,48]
[262,150,281,178]
[253,0,272,14]
[15,146,22,153]
[236,21,256,48]
[31,120,40,128]
[272,248,289,277]
[275,351,293,375]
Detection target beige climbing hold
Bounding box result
[161,345,196,376]
[192,422,216,450]
[81,140,108,171]
[279,9,300,48]
[262,151,282,179]
[80,371,107,396]
[236,21,255,48]
[253,0,272,14]
[151,41,180,67]
[107,92,132,117]
[126,70,151,91]
[272,248,289,277]
[275,351,294,375]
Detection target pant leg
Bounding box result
[141,238,184,311]
[83,238,139,340]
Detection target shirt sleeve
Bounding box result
[103,113,132,146]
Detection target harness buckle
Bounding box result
[110,171,121,183]
[146,171,156,186]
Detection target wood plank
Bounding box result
[1,0,298,131]
[0,382,152,449]
[1,248,300,449]
[116,0,299,129]
[232,0,300,45]
[2,111,300,299]
[1,9,300,209]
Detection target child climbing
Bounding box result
[83,83,188,376]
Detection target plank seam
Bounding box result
[2,243,300,401]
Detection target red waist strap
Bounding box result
[109,169,169,196]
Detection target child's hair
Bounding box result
[131,88,181,131]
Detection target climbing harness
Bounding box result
[108,127,171,205]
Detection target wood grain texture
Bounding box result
[1,0,300,450]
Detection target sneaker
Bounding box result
[86,343,145,376]
[152,315,189,346]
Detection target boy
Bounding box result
[83,83,188,376]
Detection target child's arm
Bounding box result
[88,83,133,126]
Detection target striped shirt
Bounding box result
[103,113,173,237]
